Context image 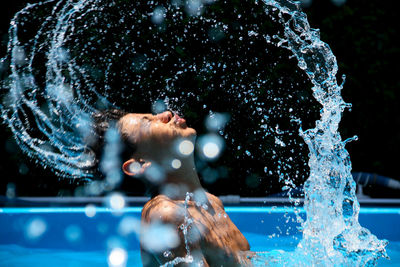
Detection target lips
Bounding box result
[173,113,187,128]
[157,111,173,123]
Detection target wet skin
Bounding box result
[118,111,253,266]
[141,193,252,267]
[118,112,196,163]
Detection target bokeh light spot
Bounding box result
[65,225,82,242]
[128,161,141,174]
[178,140,194,156]
[171,159,182,169]
[108,247,128,267]
[203,142,220,159]
[198,134,224,161]
[108,193,125,211]
[25,218,47,240]
[141,222,180,252]
[85,204,97,218]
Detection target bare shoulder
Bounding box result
[141,193,225,225]
[141,195,185,225]
[204,192,224,209]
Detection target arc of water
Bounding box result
[261,0,387,265]
[1,0,107,179]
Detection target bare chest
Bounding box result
[187,205,250,252]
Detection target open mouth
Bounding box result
[173,113,187,128]
[158,111,173,123]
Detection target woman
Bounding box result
[90,110,253,266]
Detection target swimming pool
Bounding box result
[0,205,399,266]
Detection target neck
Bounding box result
[161,156,204,200]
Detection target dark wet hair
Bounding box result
[87,109,135,177]
[87,109,159,196]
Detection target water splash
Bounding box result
[160,192,194,267]
[1,0,100,178]
[1,0,315,186]
[251,0,388,265]
[0,0,388,265]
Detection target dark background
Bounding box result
[0,0,399,198]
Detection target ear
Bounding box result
[122,158,151,177]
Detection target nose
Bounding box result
[156,111,173,123]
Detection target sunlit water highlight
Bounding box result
[0,0,388,266]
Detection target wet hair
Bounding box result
[87,109,159,196]
[87,109,135,177]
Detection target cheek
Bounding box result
[135,122,151,140]
[182,128,197,138]
[149,124,178,143]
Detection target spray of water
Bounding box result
[1,0,315,186]
[0,0,387,265]
[250,1,388,265]
[0,0,102,178]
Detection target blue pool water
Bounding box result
[0,206,399,266]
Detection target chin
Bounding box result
[180,127,197,138]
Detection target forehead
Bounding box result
[120,113,154,127]
[119,113,153,128]
[123,113,153,121]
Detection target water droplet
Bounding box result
[25,218,47,240]
[85,204,96,218]
[203,142,220,159]
[171,159,181,169]
[107,193,125,211]
[65,225,82,242]
[108,247,128,267]
[6,183,16,198]
[198,134,224,160]
[163,250,172,258]
[331,0,347,7]
[151,6,166,24]
[128,161,141,174]
[178,140,194,156]
[118,216,140,236]
[141,222,180,252]
[204,112,230,131]
[144,163,166,183]
[151,99,167,113]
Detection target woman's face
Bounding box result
[118,111,196,160]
